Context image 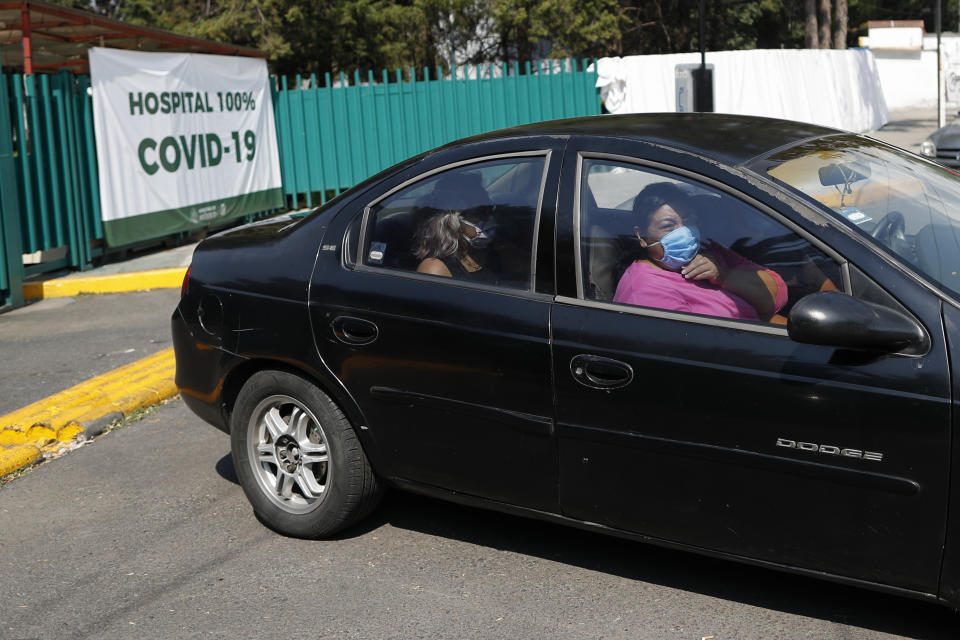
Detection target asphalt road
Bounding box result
[0,289,181,416]
[1,398,957,639]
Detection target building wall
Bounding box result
[869,31,959,112]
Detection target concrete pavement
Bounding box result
[867,107,940,154]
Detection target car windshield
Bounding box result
[756,135,960,299]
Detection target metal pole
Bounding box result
[694,0,713,112]
[21,1,32,76]
[938,0,945,127]
[699,0,706,69]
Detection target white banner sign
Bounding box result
[89,47,283,246]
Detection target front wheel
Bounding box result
[230,370,381,538]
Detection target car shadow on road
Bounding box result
[349,490,958,639]
[214,452,956,637]
[216,453,239,484]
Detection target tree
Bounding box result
[804,0,850,49]
[834,0,848,49]
[818,0,832,48]
[805,0,819,48]
[488,0,621,62]
[49,0,872,76]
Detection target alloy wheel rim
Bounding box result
[247,394,331,514]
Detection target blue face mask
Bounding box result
[649,225,700,269]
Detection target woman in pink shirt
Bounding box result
[613,183,787,322]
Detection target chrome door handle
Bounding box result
[331,316,379,346]
[570,354,633,390]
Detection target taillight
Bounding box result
[181,265,191,298]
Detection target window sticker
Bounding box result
[839,206,872,225]
[368,241,386,265]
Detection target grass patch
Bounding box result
[0,462,38,487]
[100,395,179,434]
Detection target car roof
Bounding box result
[456,113,842,167]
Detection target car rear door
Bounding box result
[309,138,563,512]
[550,139,951,594]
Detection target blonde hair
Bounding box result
[413,211,462,260]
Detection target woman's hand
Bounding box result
[680,253,721,283]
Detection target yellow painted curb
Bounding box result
[0,347,178,477]
[0,445,41,476]
[23,267,187,300]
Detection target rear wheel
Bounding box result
[230,370,381,538]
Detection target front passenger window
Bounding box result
[579,159,841,324]
[362,156,545,290]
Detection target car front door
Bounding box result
[309,140,563,511]
[550,142,951,594]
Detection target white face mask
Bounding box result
[462,220,495,249]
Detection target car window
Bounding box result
[578,159,842,324]
[760,135,960,300]
[361,156,545,290]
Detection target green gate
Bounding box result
[274,59,600,208]
[0,75,24,310]
[0,59,600,310]
[0,71,103,311]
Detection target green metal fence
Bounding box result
[0,59,600,310]
[0,72,103,310]
[1,72,102,284]
[274,59,601,208]
[0,75,24,310]
[15,73,103,271]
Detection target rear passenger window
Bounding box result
[579,159,841,324]
[361,156,546,290]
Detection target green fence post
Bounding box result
[277,76,296,209]
[80,74,105,242]
[39,74,68,253]
[56,74,91,268]
[0,75,25,309]
[380,69,394,168]
[305,73,325,205]
[11,76,37,253]
[26,75,51,255]
[323,72,341,198]
[50,83,80,268]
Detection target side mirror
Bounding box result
[788,291,927,354]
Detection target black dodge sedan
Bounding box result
[173,113,960,608]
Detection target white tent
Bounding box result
[594,49,890,133]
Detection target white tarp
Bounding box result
[595,49,890,133]
[89,47,283,247]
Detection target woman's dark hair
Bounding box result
[632,182,691,230]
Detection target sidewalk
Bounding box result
[867,107,940,154]
[22,241,196,300]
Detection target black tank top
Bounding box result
[441,256,497,284]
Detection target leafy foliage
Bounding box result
[49,0,960,77]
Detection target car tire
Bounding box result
[230,370,382,538]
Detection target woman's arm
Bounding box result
[681,246,787,319]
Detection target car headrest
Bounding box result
[418,171,491,213]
